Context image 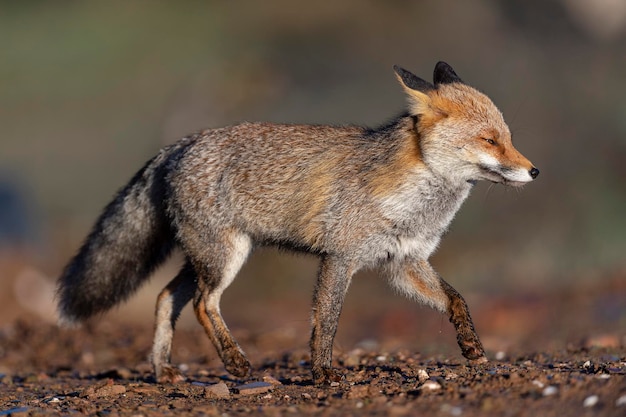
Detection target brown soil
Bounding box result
[1,314,624,417]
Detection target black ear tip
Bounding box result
[433,61,462,85]
[393,65,405,75]
[393,65,436,93]
[435,61,452,71]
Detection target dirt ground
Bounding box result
[0,273,625,416]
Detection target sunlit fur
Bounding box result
[57,62,537,384]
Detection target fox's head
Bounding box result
[394,62,539,187]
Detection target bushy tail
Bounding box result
[57,154,176,324]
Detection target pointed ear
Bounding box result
[433,61,463,85]
[393,65,435,115]
[393,65,435,94]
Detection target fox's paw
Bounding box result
[223,348,251,378]
[157,365,186,384]
[468,356,489,366]
[458,336,486,362]
[312,367,343,386]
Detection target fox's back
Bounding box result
[167,123,382,248]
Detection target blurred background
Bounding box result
[1,1,624,357]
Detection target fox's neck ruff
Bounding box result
[375,166,473,261]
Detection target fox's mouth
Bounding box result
[478,165,527,187]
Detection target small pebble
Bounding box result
[495,351,506,361]
[417,369,429,383]
[445,371,459,380]
[0,407,28,416]
[542,386,558,396]
[376,355,387,362]
[356,401,364,408]
[234,381,272,396]
[330,381,340,387]
[615,394,626,407]
[532,380,544,388]
[95,384,126,397]
[440,404,462,416]
[356,339,379,350]
[204,382,230,399]
[344,350,362,367]
[262,375,283,386]
[132,385,161,395]
[583,395,599,408]
[82,380,126,398]
[420,380,442,391]
[80,352,95,366]
[301,393,312,400]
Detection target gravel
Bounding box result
[0,319,624,416]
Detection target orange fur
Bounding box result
[296,164,334,248]
[369,133,424,198]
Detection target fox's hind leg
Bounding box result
[152,261,196,383]
[388,260,487,363]
[187,231,253,378]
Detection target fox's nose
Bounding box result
[529,167,540,179]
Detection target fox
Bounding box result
[56,61,539,385]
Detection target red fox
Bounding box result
[57,62,539,385]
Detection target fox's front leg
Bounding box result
[388,260,487,363]
[439,277,487,363]
[310,256,354,385]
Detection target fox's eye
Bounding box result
[483,138,496,145]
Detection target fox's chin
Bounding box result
[487,176,531,188]
[476,165,532,188]
[478,172,530,188]
[501,179,528,188]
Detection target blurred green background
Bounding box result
[0,1,624,353]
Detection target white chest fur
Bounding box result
[393,234,440,260]
[377,173,473,260]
